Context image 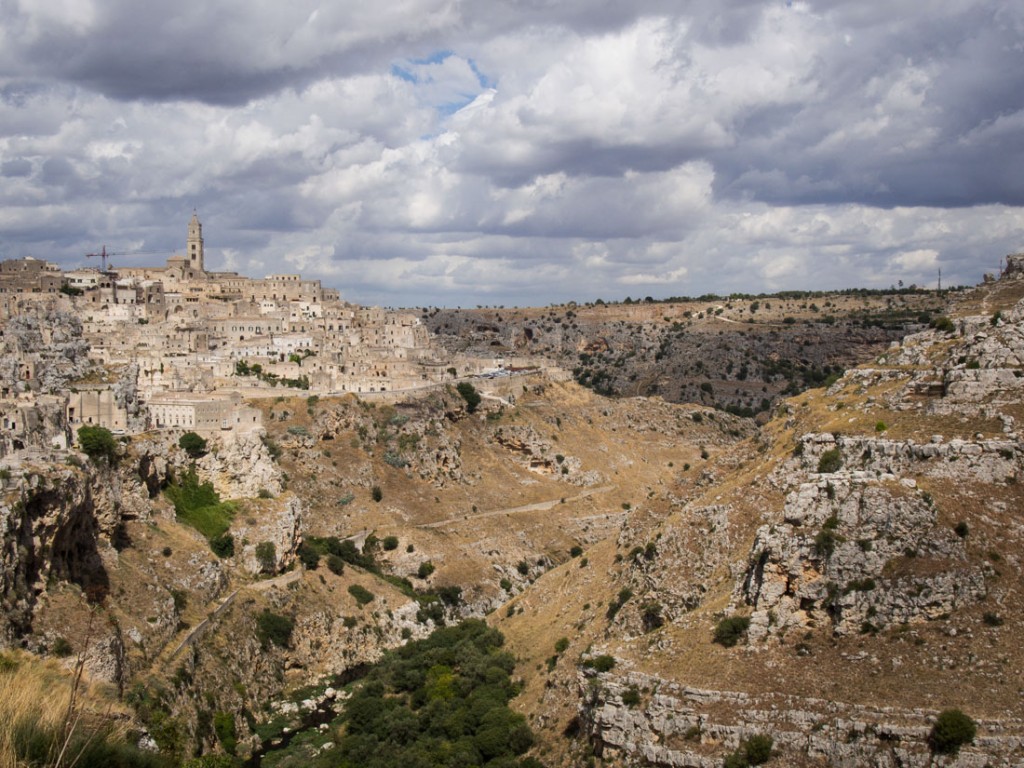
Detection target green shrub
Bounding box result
[77,426,117,464]
[456,382,482,413]
[554,637,569,654]
[622,686,641,707]
[438,585,463,606]
[641,602,665,632]
[875,421,887,432]
[817,448,843,474]
[51,637,73,657]
[954,521,969,538]
[326,554,345,575]
[570,545,583,558]
[713,616,750,647]
[348,584,375,606]
[333,620,533,766]
[256,610,294,648]
[178,431,207,458]
[931,315,955,333]
[255,541,276,573]
[210,533,234,559]
[417,561,435,579]
[212,711,237,755]
[371,485,383,502]
[584,654,616,672]
[929,708,976,755]
[164,470,235,546]
[382,535,399,550]
[742,734,774,765]
[297,541,320,570]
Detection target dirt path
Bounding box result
[417,485,616,529]
[162,569,303,662]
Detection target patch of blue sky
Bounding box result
[392,50,494,119]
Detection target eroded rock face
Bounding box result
[611,504,734,635]
[492,424,590,484]
[0,466,109,642]
[197,430,284,499]
[737,477,985,638]
[580,670,1023,768]
[234,494,303,576]
[0,302,94,395]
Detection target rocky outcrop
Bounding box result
[737,477,985,638]
[581,669,1023,767]
[0,395,70,458]
[492,424,592,485]
[0,301,93,395]
[233,494,303,575]
[0,465,111,641]
[197,430,283,499]
[611,503,734,634]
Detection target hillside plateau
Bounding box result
[0,276,1022,767]
[425,289,946,416]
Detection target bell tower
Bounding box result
[187,210,205,273]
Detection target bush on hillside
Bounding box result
[178,431,207,458]
[713,616,750,647]
[256,610,294,649]
[78,426,117,464]
[456,381,482,413]
[929,709,976,755]
[817,448,842,474]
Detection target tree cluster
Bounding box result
[326,620,542,768]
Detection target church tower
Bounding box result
[187,211,205,273]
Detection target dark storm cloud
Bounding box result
[709,3,1024,208]
[0,0,1020,305]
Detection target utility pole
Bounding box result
[937,268,942,292]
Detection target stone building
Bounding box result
[147,391,261,435]
[66,389,129,432]
[0,257,63,306]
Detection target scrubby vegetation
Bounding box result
[178,431,208,458]
[302,620,540,768]
[456,381,482,413]
[77,425,117,464]
[164,469,236,557]
[713,616,750,647]
[817,448,843,474]
[723,734,773,767]
[1,651,172,768]
[928,709,976,755]
[256,610,295,649]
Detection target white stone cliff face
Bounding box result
[580,669,1023,768]
[234,494,303,576]
[737,476,985,639]
[197,430,284,499]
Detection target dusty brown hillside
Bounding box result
[492,278,1024,767]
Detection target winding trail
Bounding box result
[417,485,615,529]
[162,569,302,662]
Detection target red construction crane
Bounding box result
[85,246,168,273]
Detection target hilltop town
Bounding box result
[0,214,529,456]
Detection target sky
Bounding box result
[1,1,1022,307]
